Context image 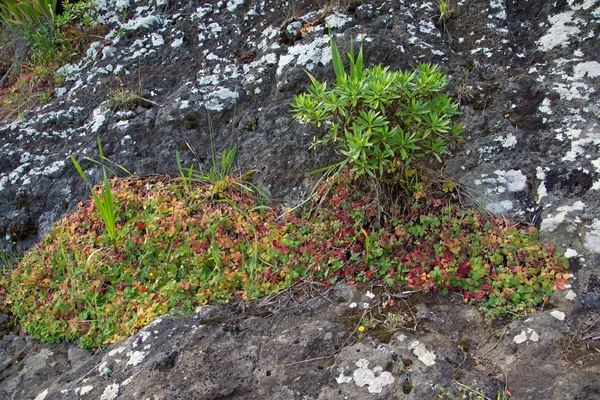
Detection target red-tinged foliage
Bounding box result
[2,171,569,348]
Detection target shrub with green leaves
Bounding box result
[0,0,98,72]
[291,36,463,180]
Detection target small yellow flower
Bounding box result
[358,325,365,332]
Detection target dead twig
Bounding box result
[275,190,318,221]
[479,323,510,358]
[453,380,492,400]
[398,296,420,332]
[1,64,15,85]
[0,94,41,125]
[283,354,332,366]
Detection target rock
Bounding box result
[355,4,374,20]
[2,285,598,399]
[1,0,599,398]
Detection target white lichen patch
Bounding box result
[98,361,110,376]
[324,12,352,29]
[336,372,353,384]
[537,11,582,51]
[550,310,566,321]
[593,158,600,190]
[336,358,395,394]
[126,350,147,366]
[565,289,577,300]
[56,63,81,78]
[115,0,129,11]
[151,33,164,47]
[540,201,585,232]
[79,386,94,395]
[564,248,579,258]
[568,0,598,10]
[276,35,331,76]
[495,132,517,149]
[573,61,600,78]
[42,160,65,177]
[108,345,127,357]
[410,341,436,366]
[539,98,553,115]
[485,200,513,214]
[140,330,152,342]
[513,328,540,344]
[121,15,158,31]
[172,36,184,48]
[536,166,548,202]
[552,81,591,101]
[205,88,238,111]
[418,19,437,35]
[395,334,407,342]
[34,389,49,400]
[529,330,540,342]
[191,5,212,20]
[584,220,600,254]
[90,104,110,133]
[226,0,244,12]
[100,383,119,400]
[489,0,507,19]
[495,169,527,192]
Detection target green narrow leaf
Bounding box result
[176,150,184,177]
[97,136,104,159]
[356,44,364,78]
[329,32,346,83]
[70,155,91,186]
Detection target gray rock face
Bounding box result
[1,0,599,398]
[2,284,599,399]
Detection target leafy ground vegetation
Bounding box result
[0,0,102,122]
[0,34,569,350]
[1,168,569,349]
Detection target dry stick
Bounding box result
[453,346,468,371]
[453,380,492,400]
[256,278,305,307]
[284,307,370,367]
[479,322,510,358]
[582,330,600,341]
[581,316,599,340]
[136,95,160,106]
[395,296,420,332]
[0,63,15,85]
[275,190,318,221]
[313,284,335,305]
[257,276,315,309]
[256,280,333,318]
[501,365,511,398]
[283,355,333,366]
[58,334,137,391]
[0,94,41,125]
[268,285,335,317]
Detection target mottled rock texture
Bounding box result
[1,0,599,398]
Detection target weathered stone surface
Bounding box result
[2,285,599,399]
[1,0,599,398]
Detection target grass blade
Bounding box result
[329,31,346,83]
